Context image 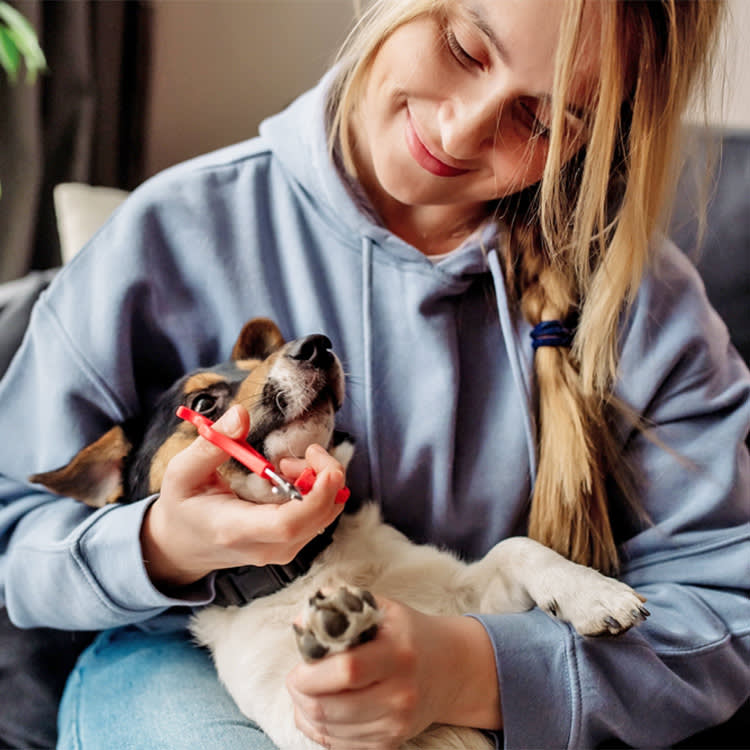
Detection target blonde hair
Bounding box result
[330,0,726,573]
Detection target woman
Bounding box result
[0,0,747,748]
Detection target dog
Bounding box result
[30,318,649,750]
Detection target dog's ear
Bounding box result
[29,426,132,508]
[232,318,286,361]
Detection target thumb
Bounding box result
[166,405,250,494]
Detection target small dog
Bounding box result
[31,318,648,750]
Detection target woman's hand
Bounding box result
[140,404,347,590]
[286,597,503,749]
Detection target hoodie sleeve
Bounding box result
[475,241,750,748]
[0,292,216,630]
[0,171,239,630]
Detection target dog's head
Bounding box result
[30,318,348,507]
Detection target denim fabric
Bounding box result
[57,627,279,750]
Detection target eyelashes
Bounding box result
[445,28,481,69]
[516,99,551,140]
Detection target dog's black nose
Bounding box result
[288,334,333,369]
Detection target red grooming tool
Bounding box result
[176,406,349,504]
[295,467,350,504]
[176,406,303,501]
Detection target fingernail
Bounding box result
[220,405,241,433]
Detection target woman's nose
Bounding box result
[438,93,503,160]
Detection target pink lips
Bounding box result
[405,111,469,178]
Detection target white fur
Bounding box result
[268,352,345,422]
[263,409,336,466]
[191,503,646,750]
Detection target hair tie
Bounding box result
[530,320,574,350]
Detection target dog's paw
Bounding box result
[293,586,382,662]
[543,566,649,636]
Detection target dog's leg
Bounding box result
[465,537,648,636]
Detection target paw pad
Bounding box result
[293,586,381,662]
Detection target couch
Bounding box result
[0,129,748,748]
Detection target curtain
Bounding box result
[0,0,150,282]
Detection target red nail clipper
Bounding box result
[175,406,349,504]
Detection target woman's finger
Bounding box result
[164,405,250,494]
[278,456,307,480]
[203,459,347,556]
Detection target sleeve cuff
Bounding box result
[469,609,576,749]
[77,497,214,616]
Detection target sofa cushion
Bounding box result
[670,129,750,367]
[53,182,129,263]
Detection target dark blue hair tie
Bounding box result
[530,320,574,350]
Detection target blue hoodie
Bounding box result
[0,73,748,748]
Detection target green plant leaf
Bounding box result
[0,2,46,202]
[0,25,20,82]
[0,3,36,37]
[5,25,45,81]
[0,2,46,82]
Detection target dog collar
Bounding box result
[212,519,338,607]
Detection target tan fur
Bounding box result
[29,427,132,507]
[232,317,286,361]
[183,372,227,393]
[147,355,277,495]
[148,424,196,494]
[234,356,278,410]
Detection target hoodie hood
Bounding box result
[260,72,397,254]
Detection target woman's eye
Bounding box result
[445,29,481,68]
[516,99,551,139]
[190,393,219,416]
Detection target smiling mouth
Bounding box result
[405,111,469,178]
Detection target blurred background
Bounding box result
[0,0,748,282]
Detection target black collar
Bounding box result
[211,518,338,607]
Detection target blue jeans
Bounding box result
[57,626,279,749]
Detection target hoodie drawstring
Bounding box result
[487,247,538,486]
[361,236,382,505]
[359,237,536,502]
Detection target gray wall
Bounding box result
[143,1,355,177]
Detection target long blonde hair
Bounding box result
[331,0,725,573]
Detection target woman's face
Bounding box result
[353,0,601,231]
